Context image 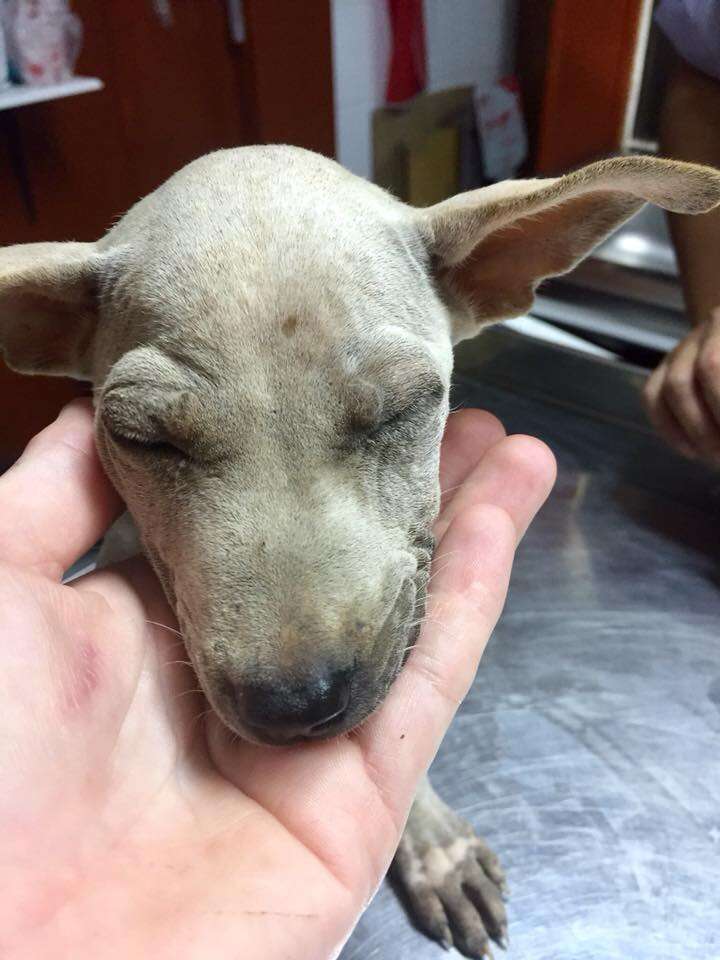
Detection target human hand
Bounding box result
[0,400,555,960]
[644,307,720,462]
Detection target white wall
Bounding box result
[331,0,518,179]
[424,0,517,92]
[331,0,391,181]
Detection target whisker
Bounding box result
[173,686,205,702]
[188,706,213,735]
[429,548,462,566]
[424,558,457,586]
[439,482,465,497]
[112,612,187,647]
[404,613,449,641]
[144,619,184,638]
[407,612,444,628]
[147,635,188,650]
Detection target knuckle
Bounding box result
[642,379,657,408]
[664,372,692,401]
[698,348,720,380]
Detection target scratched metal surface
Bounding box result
[340,347,720,960]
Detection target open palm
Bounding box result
[0,400,554,960]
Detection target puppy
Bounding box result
[2,147,719,957]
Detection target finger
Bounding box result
[359,504,519,817]
[0,399,123,580]
[434,434,556,543]
[643,363,699,458]
[696,314,720,437]
[439,409,506,511]
[657,336,720,458]
[360,436,556,811]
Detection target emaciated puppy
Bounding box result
[2,147,719,957]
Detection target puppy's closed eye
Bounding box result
[369,396,439,438]
[106,427,185,459]
[352,375,446,443]
[100,384,194,459]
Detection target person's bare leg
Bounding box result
[660,59,720,326]
[643,58,720,460]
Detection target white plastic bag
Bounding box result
[474,76,528,182]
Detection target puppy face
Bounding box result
[3,146,719,742]
[92,156,452,739]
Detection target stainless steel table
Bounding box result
[341,334,720,960]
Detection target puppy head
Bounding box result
[2,147,719,743]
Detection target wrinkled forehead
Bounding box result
[104,153,430,317]
[119,223,432,339]
[155,315,449,405]
[102,237,451,383]
[99,149,452,386]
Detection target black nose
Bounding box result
[233,668,352,743]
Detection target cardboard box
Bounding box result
[372,86,480,204]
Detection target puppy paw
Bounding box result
[392,780,507,959]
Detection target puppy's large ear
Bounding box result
[420,156,720,343]
[0,241,103,378]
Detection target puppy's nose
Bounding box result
[234,668,352,742]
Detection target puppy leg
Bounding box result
[392,776,507,958]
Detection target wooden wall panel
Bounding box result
[0,3,131,245]
[244,0,335,156]
[100,0,253,195]
[1,1,336,463]
[519,0,645,174]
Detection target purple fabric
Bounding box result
[656,0,720,79]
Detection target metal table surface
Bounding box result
[340,340,720,960]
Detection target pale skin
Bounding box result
[644,59,720,460]
[0,399,555,960]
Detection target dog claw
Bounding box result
[392,780,508,959]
